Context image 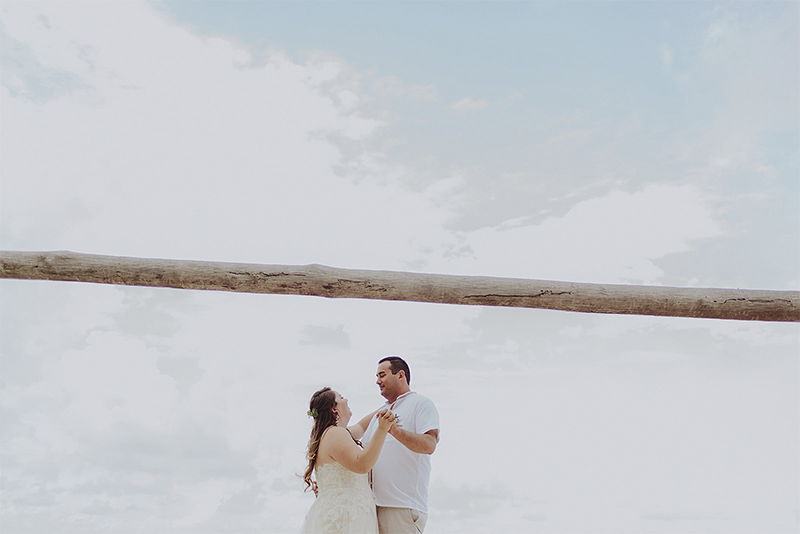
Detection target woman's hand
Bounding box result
[376,408,396,433]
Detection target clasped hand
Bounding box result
[376,408,399,433]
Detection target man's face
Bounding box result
[376,361,402,400]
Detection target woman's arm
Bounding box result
[324,410,393,473]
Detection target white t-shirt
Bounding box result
[361,392,439,513]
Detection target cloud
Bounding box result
[672,5,798,173]
[298,324,351,347]
[450,96,487,112]
[437,184,723,284]
[545,126,598,145]
[659,43,674,70]
[0,2,796,533]
[705,12,735,44]
[0,1,455,272]
[0,3,457,530]
[372,75,438,102]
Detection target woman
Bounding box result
[301,387,394,534]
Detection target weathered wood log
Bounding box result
[1,250,798,322]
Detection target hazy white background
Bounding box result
[1,1,798,532]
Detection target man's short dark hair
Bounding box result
[379,356,411,385]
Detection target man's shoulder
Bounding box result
[411,391,435,403]
[406,392,437,410]
[407,393,439,433]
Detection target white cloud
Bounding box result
[373,75,438,102]
[0,2,796,533]
[705,13,735,44]
[450,96,488,112]
[659,43,674,70]
[0,1,455,272]
[673,6,797,176]
[545,126,598,145]
[0,3,466,529]
[438,184,723,284]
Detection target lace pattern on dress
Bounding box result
[314,462,376,531]
[303,462,378,534]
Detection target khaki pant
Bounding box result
[376,506,427,534]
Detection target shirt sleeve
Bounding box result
[415,397,439,436]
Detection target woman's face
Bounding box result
[333,392,352,425]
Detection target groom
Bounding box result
[349,356,440,534]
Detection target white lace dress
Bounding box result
[300,462,378,534]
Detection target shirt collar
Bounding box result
[388,390,414,408]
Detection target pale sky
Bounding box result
[1,1,798,533]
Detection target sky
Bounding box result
[0,1,798,533]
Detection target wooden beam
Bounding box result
[1,250,798,322]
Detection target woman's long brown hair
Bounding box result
[303,387,338,491]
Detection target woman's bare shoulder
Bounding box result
[321,426,350,442]
[318,427,352,463]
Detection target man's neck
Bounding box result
[386,389,412,404]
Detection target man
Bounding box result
[349,356,440,533]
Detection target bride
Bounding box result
[301,387,395,534]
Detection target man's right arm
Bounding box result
[348,409,379,440]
